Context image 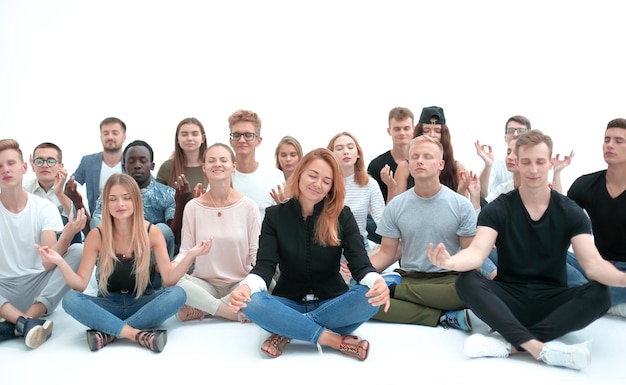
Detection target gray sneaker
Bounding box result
[464,333,511,358]
[539,341,591,370]
[15,316,53,349]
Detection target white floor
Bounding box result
[3,304,625,385]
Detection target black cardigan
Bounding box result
[250,198,376,301]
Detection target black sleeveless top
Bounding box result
[96,224,155,294]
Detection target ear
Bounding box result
[256,136,263,147]
[387,127,392,136]
[438,159,445,171]
[150,162,155,171]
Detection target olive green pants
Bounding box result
[372,270,465,326]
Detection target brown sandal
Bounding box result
[339,335,369,361]
[261,333,291,358]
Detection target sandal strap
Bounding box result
[135,331,155,351]
[339,335,369,361]
[263,334,291,358]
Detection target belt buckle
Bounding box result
[303,294,317,302]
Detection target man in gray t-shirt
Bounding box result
[369,135,476,329]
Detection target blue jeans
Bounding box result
[62,286,186,337]
[481,250,589,288]
[151,223,176,289]
[567,252,626,306]
[242,285,378,345]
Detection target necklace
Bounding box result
[207,189,233,217]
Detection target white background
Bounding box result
[1,0,624,191]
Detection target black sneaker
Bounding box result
[0,318,17,343]
[15,316,53,348]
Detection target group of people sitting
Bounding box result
[1,107,625,371]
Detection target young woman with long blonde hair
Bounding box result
[36,174,211,352]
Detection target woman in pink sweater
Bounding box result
[173,143,261,322]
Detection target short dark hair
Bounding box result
[100,117,127,132]
[123,140,154,166]
[607,118,626,130]
[505,115,531,133]
[33,142,63,162]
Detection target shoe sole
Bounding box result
[152,330,167,353]
[25,320,53,349]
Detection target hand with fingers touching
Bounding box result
[54,168,68,194]
[553,151,575,174]
[474,140,495,167]
[192,183,205,198]
[270,182,293,204]
[426,242,455,271]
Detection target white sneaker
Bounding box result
[463,333,511,358]
[607,303,626,317]
[539,341,591,370]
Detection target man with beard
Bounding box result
[90,140,176,288]
[72,117,127,215]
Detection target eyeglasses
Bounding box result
[229,132,258,141]
[505,127,530,135]
[33,157,59,167]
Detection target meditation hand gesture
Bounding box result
[474,140,494,167]
[426,242,455,271]
[553,151,575,174]
[63,209,88,236]
[34,244,64,266]
[270,182,292,204]
[63,176,83,206]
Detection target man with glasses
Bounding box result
[72,117,127,215]
[475,115,531,199]
[227,109,285,222]
[0,139,87,349]
[24,143,91,242]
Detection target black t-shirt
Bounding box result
[568,170,626,262]
[367,150,414,202]
[479,189,591,286]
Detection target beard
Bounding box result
[103,144,122,154]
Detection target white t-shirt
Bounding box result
[0,193,63,278]
[98,161,122,198]
[233,165,285,222]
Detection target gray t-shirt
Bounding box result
[377,185,477,273]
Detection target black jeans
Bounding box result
[456,270,610,349]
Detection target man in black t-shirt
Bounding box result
[427,130,626,370]
[366,107,415,243]
[567,118,626,317]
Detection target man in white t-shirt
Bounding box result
[72,117,127,215]
[476,115,531,199]
[227,109,285,222]
[0,139,86,349]
[24,142,91,241]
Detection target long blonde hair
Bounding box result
[97,174,151,298]
[288,148,345,247]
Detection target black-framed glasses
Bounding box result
[229,132,259,141]
[33,157,59,167]
[506,127,530,135]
